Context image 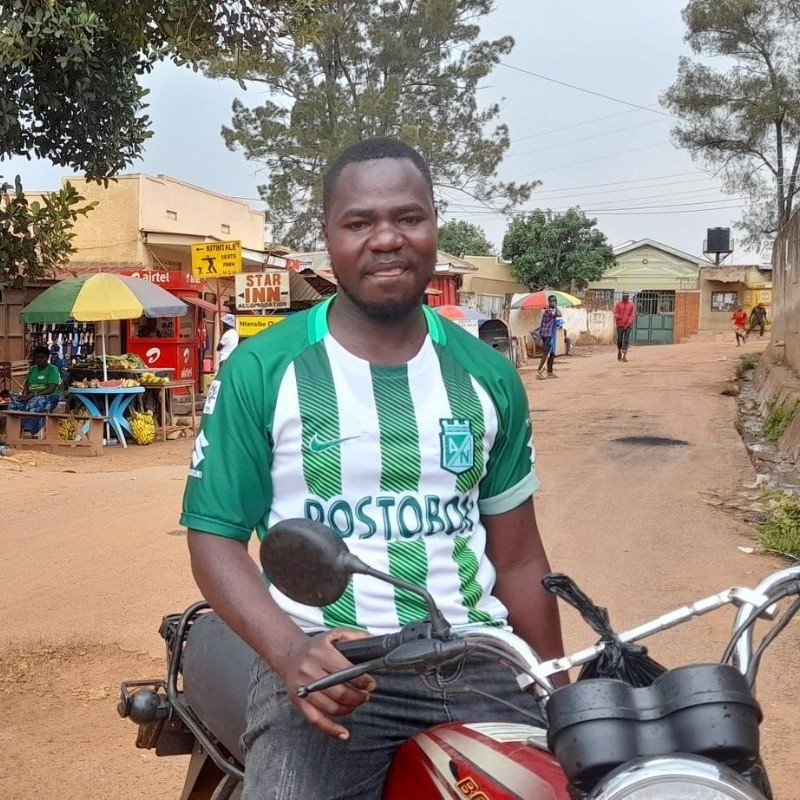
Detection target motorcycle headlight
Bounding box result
[589,756,766,800]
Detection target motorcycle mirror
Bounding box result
[260,519,356,607]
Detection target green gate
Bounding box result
[633,291,675,344]
[634,313,674,343]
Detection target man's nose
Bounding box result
[368,220,403,251]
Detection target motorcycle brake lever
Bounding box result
[298,641,470,697]
[297,656,386,698]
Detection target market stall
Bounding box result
[19,273,187,447]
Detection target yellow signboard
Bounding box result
[191,240,242,278]
[236,315,288,337]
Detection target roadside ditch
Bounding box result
[703,351,800,560]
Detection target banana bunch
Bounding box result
[58,419,80,441]
[130,410,156,445]
[139,372,169,386]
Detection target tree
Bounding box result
[501,208,615,290]
[0,0,319,283]
[438,220,495,257]
[0,178,96,286]
[215,0,535,247]
[662,0,800,246]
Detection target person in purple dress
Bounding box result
[535,296,562,379]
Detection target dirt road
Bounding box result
[2,338,798,799]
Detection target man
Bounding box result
[732,306,747,347]
[535,295,562,379]
[181,139,564,800]
[217,313,239,365]
[614,292,636,362]
[746,303,768,338]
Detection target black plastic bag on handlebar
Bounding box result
[543,573,666,687]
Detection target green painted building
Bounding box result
[586,239,707,344]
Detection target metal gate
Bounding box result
[633,290,675,344]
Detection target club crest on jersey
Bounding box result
[439,418,474,475]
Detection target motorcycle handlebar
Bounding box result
[321,567,800,700]
[335,633,402,664]
[334,622,436,664]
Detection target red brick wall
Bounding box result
[674,291,700,342]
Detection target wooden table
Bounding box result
[144,380,197,441]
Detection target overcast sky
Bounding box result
[3,0,764,262]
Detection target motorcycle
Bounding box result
[118,519,800,799]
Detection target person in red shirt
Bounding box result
[613,292,636,362]
[732,307,747,346]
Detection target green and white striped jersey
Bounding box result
[181,299,539,635]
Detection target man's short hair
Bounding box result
[547,295,557,302]
[32,345,50,358]
[323,138,434,215]
[622,292,630,298]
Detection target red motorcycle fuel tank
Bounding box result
[382,722,570,800]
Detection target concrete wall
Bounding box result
[507,305,616,355]
[461,256,529,295]
[54,174,267,267]
[675,291,700,341]
[65,177,142,263]
[138,175,266,251]
[772,212,800,371]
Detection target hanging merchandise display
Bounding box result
[24,321,96,372]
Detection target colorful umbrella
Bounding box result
[20,273,187,380]
[509,290,582,310]
[19,273,187,322]
[434,304,490,322]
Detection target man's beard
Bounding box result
[336,281,426,322]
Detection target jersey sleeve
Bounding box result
[478,366,539,516]
[180,349,273,541]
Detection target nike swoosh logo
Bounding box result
[308,433,360,453]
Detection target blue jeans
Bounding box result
[240,654,546,800]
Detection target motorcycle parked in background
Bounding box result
[119,519,800,799]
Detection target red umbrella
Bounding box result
[434,305,490,322]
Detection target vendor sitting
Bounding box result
[9,346,62,433]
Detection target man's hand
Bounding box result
[277,629,377,741]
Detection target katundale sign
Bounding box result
[235,270,290,310]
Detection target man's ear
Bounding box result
[321,219,329,250]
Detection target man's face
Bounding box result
[33,353,48,368]
[622,295,630,302]
[323,158,437,320]
[548,297,557,309]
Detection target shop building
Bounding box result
[458,255,529,318]
[584,238,707,344]
[698,266,773,333]
[1,174,319,390]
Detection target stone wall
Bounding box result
[772,209,800,372]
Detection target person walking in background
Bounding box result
[732,306,747,346]
[217,313,240,367]
[536,295,562,379]
[614,292,636,362]
[746,303,768,338]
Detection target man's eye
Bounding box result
[399,216,423,225]
[346,221,369,230]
